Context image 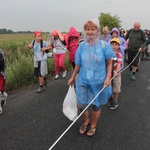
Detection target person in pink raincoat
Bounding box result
[67,27,80,69]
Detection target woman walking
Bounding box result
[68,18,115,136]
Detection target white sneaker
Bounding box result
[0,92,8,100]
[62,70,67,78]
[55,74,59,79]
[36,87,43,93]
[1,92,8,107]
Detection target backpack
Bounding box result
[32,40,49,53]
[32,40,53,58]
[0,49,5,72]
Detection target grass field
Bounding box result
[0,34,70,91]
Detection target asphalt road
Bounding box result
[0,60,150,150]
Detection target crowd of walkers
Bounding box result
[0,19,149,137]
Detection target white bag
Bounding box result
[63,85,78,121]
[47,52,53,58]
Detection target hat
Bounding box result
[51,30,58,36]
[110,38,120,45]
[34,31,42,38]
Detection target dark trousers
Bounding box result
[128,50,140,67]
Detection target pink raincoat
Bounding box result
[67,27,79,62]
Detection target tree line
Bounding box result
[0,28,34,34]
[0,28,49,34]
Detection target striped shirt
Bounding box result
[112,52,123,72]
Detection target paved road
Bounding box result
[0,61,150,150]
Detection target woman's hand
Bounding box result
[68,77,74,86]
[104,77,111,87]
[68,65,79,85]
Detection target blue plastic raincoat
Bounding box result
[75,39,115,107]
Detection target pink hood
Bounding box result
[68,27,79,38]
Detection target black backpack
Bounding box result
[32,40,49,54]
[0,49,5,72]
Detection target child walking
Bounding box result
[28,31,50,93]
[67,27,79,69]
[50,30,67,79]
[0,49,8,114]
[108,38,123,109]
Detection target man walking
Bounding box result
[125,22,146,81]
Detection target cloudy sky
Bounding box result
[0,0,149,32]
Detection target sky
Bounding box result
[0,0,150,32]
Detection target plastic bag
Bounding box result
[63,85,78,121]
[47,52,53,58]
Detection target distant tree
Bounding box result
[0,28,7,34]
[98,13,121,33]
[7,29,13,34]
[26,31,33,34]
[0,28,13,34]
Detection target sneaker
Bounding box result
[62,70,67,78]
[1,92,7,107]
[55,74,59,79]
[110,101,118,110]
[107,96,113,107]
[36,87,43,93]
[1,92,8,99]
[131,74,136,81]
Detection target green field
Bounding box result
[0,34,70,91]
